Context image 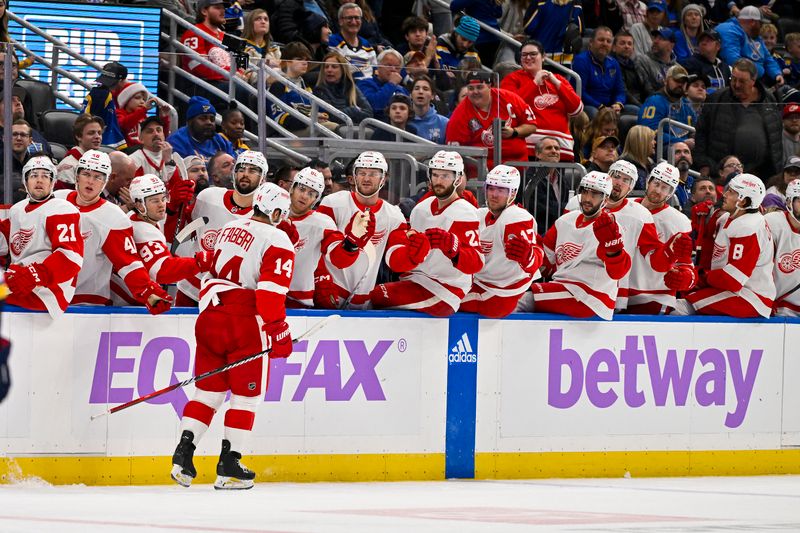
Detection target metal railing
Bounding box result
[358,118,437,145]
[656,118,696,163]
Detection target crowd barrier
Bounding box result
[1,307,800,485]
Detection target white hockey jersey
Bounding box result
[402,196,482,310]
[541,210,629,320]
[55,147,85,185]
[199,217,295,314]
[765,210,800,316]
[318,191,406,306]
[0,197,83,315]
[710,211,776,318]
[176,187,253,302]
[628,201,692,308]
[288,209,346,307]
[130,149,182,183]
[474,205,540,297]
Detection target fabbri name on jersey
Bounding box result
[217,226,255,252]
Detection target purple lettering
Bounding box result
[137,337,191,417]
[339,340,392,401]
[89,332,141,404]
[620,335,645,408]
[643,336,696,406]
[292,340,342,401]
[695,348,726,407]
[547,329,583,408]
[585,348,618,408]
[725,349,762,428]
[264,341,305,401]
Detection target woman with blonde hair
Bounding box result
[241,9,282,84]
[314,52,372,125]
[620,125,655,189]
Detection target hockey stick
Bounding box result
[174,216,209,247]
[90,314,340,420]
[169,155,192,254]
[340,241,377,310]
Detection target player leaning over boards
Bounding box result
[766,179,800,317]
[110,175,215,304]
[516,171,631,320]
[460,165,544,318]
[171,182,295,491]
[370,150,484,317]
[674,174,776,318]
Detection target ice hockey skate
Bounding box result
[214,439,255,490]
[170,430,197,487]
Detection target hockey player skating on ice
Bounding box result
[171,182,295,490]
[516,171,631,320]
[460,164,543,318]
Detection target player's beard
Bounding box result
[581,199,604,218]
[234,177,258,196]
[432,182,456,200]
[645,189,666,207]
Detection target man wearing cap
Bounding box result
[370,93,419,142]
[131,116,182,183]
[638,64,697,148]
[435,15,481,73]
[445,70,537,169]
[180,0,230,94]
[685,72,709,113]
[715,5,783,86]
[679,29,731,93]
[572,26,628,118]
[356,49,410,123]
[167,96,234,161]
[783,103,800,165]
[631,2,666,57]
[81,61,127,149]
[636,27,678,95]
[585,135,620,173]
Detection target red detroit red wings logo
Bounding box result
[533,93,559,110]
[713,243,726,261]
[480,239,493,255]
[370,228,387,245]
[294,237,307,252]
[201,229,220,252]
[10,227,34,256]
[555,242,582,265]
[778,250,800,274]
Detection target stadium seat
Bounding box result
[618,114,639,145]
[16,79,56,130]
[49,142,67,162]
[40,110,80,147]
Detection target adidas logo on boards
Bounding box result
[449,332,477,363]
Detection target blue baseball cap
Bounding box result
[647,2,666,12]
[651,27,676,42]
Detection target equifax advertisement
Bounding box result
[0,312,448,457]
[475,319,787,453]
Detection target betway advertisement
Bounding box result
[0,312,448,457]
[475,319,786,453]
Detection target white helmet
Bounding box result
[786,179,800,204]
[253,182,291,222]
[608,159,638,183]
[76,149,112,181]
[130,174,167,204]
[578,171,612,196]
[22,155,57,200]
[485,164,520,205]
[648,161,680,193]
[727,173,765,209]
[353,151,388,174]
[234,150,269,180]
[428,150,464,180]
[292,167,325,199]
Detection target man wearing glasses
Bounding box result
[1,119,34,202]
[328,3,377,79]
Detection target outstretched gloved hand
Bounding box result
[5,263,50,294]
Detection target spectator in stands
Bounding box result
[760,23,780,62]
[784,103,800,165]
[619,124,655,187]
[398,18,449,91]
[572,26,627,119]
[763,157,800,211]
[524,136,579,232]
[56,115,104,187]
[149,0,195,25]
[302,12,332,78]
[371,93,418,141]
[673,4,705,62]
[0,0,8,43]
[695,58,783,181]
[580,107,619,162]
[115,82,172,148]
[501,39,584,162]
[522,0,583,66]
[82,61,127,149]
[681,174,717,217]
[167,96,234,160]
[208,151,235,188]
[671,141,694,206]
[0,51,17,85]
[582,0,624,34]
[617,0,647,33]
[130,117,177,183]
[636,27,678,95]
[612,30,646,108]
[631,2,665,57]
[104,151,137,211]
[638,65,697,150]
[328,3,378,80]
[308,158,333,195]
[679,29,730,94]
[314,52,373,126]
[272,0,331,46]
[241,9,281,85]
[0,85,49,155]
[270,42,324,134]
[326,0,391,50]
[716,154,743,185]
[357,49,409,122]
[585,134,620,172]
[4,119,33,202]
[693,0,732,24]
[436,15,481,74]
[686,72,709,113]
[409,76,449,144]
[446,70,537,169]
[784,33,800,87]
[451,0,503,68]
[219,105,249,157]
[716,5,784,87]
[273,165,300,190]
[180,0,238,108]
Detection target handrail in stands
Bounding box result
[655,118,696,164]
[358,118,437,145]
